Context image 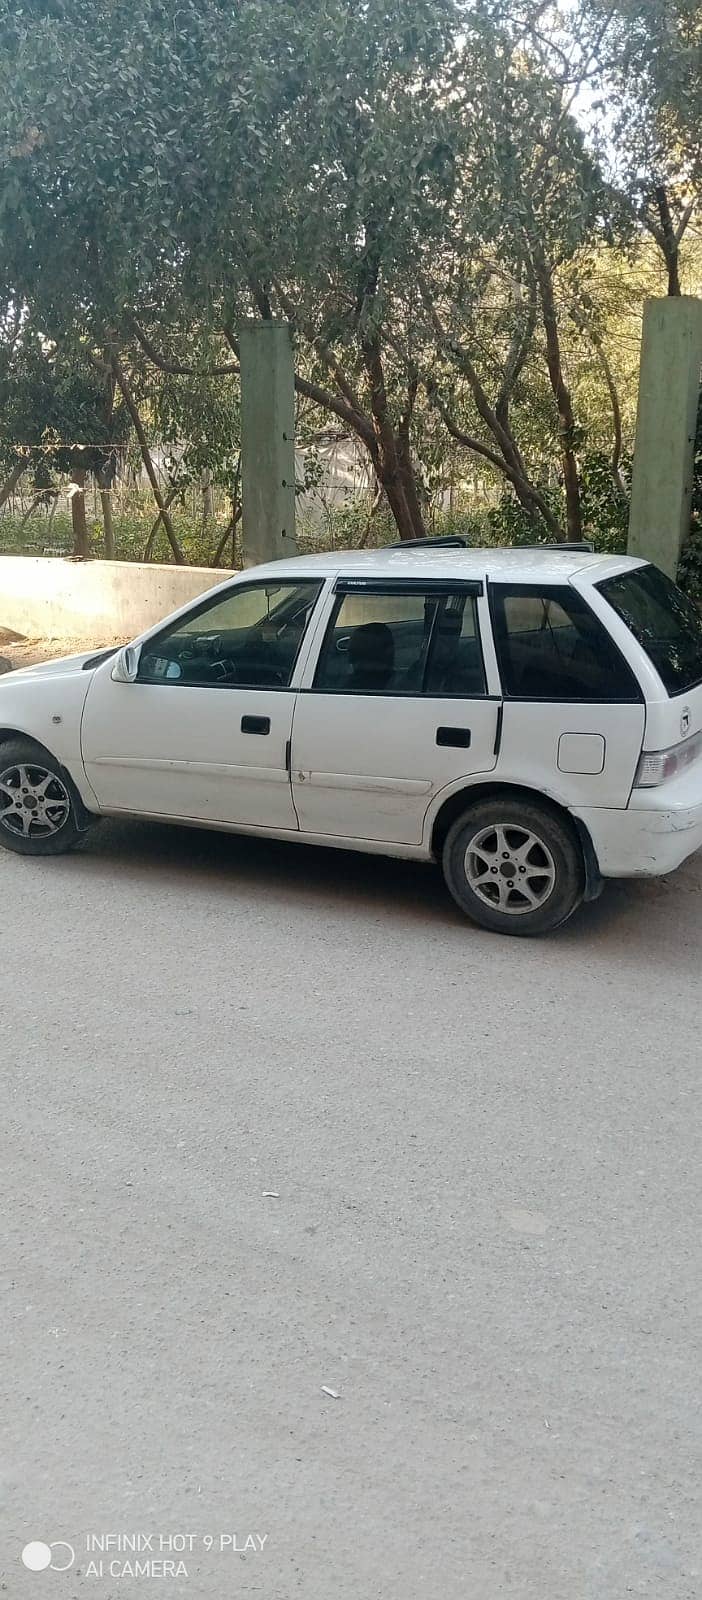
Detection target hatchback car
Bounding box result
[2,542,702,935]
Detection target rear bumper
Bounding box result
[576,783,702,878]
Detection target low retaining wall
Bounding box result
[0,556,235,646]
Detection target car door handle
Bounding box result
[436,726,471,748]
[241,715,271,735]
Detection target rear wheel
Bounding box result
[0,739,82,856]
[442,797,584,936]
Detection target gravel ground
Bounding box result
[0,634,104,670]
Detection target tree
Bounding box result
[521,1,702,294]
[0,321,130,555]
[0,0,678,550]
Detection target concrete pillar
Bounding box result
[239,320,297,567]
[628,297,702,578]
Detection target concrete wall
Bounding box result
[0,557,235,646]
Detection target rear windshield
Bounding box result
[597,565,702,696]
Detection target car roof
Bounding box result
[248,546,647,585]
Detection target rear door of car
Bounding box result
[290,576,501,846]
[489,581,645,805]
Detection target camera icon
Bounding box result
[21,1541,75,1573]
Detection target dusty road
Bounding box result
[2,818,701,1598]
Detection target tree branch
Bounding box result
[142,481,181,561]
[529,242,582,539]
[0,458,28,510]
[495,290,538,430]
[222,323,376,448]
[131,319,239,377]
[426,379,562,537]
[570,306,627,499]
[273,283,368,419]
[654,185,682,295]
[421,279,530,479]
[675,197,697,246]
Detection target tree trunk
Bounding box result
[71,469,90,558]
[201,469,215,525]
[362,338,426,541]
[531,246,582,541]
[375,471,416,540]
[0,459,27,510]
[211,507,242,568]
[100,489,115,558]
[20,493,47,528]
[111,355,185,563]
[143,483,180,561]
[655,186,682,296]
[212,464,241,567]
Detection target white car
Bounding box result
[2,541,702,935]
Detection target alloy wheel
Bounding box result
[0,762,71,840]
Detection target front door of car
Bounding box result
[81,578,323,828]
[290,579,500,846]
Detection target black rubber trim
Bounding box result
[386,535,469,549]
[573,817,604,901]
[296,687,501,700]
[83,647,119,670]
[333,578,483,596]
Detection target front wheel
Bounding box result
[0,739,82,856]
[442,798,584,936]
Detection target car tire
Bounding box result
[0,738,83,856]
[442,796,584,936]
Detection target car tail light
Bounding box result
[634,728,702,788]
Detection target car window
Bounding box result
[424,591,485,696]
[597,564,702,697]
[491,583,641,702]
[137,580,323,689]
[312,587,486,696]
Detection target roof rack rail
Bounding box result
[515,540,595,552]
[387,535,469,549]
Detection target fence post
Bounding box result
[628,297,702,577]
[239,321,297,567]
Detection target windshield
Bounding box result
[597,565,702,697]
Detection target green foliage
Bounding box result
[0,0,698,556]
[0,506,236,566]
[485,489,562,548]
[578,451,631,553]
[481,451,631,552]
[0,330,128,485]
[676,400,702,602]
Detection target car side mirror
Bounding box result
[111,645,140,683]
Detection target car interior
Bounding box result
[314,596,487,697]
[137,583,322,687]
[493,592,640,701]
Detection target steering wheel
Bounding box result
[178,632,223,665]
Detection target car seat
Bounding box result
[348,623,395,692]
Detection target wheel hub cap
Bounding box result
[0,762,70,839]
[465,823,556,916]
